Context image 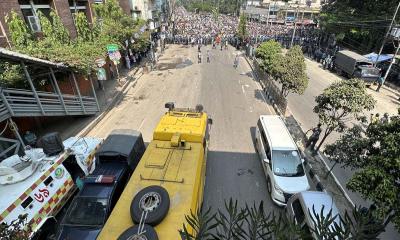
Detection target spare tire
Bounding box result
[131,185,170,226]
[118,224,158,240]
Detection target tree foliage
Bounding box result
[313,78,376,150]
[4,0,148,78]
[275,46,309,97]
[0,214,31,240]
[5,11,32,48]
[180,198,387,239]
[255,40,282,75]
[237,13,247,41]
[181,0,241,15]
[319,0,399,53]
[325,112,400,230]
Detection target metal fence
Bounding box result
[253,59,288,114]
[0,88,98,120]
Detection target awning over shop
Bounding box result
[363,53,393,63]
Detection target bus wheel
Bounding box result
[131,185,170,226]
[117,224,158,240]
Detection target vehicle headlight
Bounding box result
[274,184,283,195]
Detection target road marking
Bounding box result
[241,85,246,95]
[138,118,146,131]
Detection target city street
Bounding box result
[85,44,281,213]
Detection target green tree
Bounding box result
[74,12,95,42]
[5,11,32,48]
[276,46,309,97]
[237,13,247,41]
[94,0,138,46]
[319,0,399,53]
[255,40,282,75]
[0,214,31,240]
[325,112,400,230]
[313,78,376,151]
[179,198,387,239]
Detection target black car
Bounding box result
[55,129,145,240]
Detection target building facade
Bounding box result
[243,0,323,23]
[0,0,131,48]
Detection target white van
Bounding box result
[255,115,310,206]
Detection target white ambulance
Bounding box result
[0,136,102,238]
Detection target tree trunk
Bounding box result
[315,128,332,152]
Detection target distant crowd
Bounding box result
[165,7,303,47]
[163,7,340,73]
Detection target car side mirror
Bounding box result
[208,118,213,125]
[263,158,269,164]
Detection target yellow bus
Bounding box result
[98,103,212,240]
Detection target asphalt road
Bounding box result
[86,44,281,217]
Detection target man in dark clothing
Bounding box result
[306,123,322,151]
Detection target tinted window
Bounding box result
[272,150,304,176]
[257,120,271,159]
[292,199,305,224]
[63,197,108,226]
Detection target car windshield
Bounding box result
[272,150,304,177]
[63,197,108,226]
[361,68,380,77]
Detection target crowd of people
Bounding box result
[165,7,303,47]
[163,7,343,76]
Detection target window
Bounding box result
[292,199,305,224]
[63,197,108,226]
[257,119,271,160]
[272,150,304,176]
[69,0,87,15]
[19,0,51,32]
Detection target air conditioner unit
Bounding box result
[27,16,41,32]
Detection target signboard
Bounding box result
[391,27,400,38]
[106,44,119,52]
[109,51,121,63]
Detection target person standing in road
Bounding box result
[198,51,202,63]
[305,123,322,151]
[376,75,385,92]
[233,54,239,69]
[207,50,210,63]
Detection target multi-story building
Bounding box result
[244,0,323,23]
[128,0,169,30]
[0,0,131,48]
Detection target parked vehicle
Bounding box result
[54,129,145,240]
[286,191,341,239]
[334,50,380,85]
[0,133,102,239]
[255,115,310,206]
[97,103,213,240]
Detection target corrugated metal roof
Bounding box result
[0,48,68,69]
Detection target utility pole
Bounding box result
[266,1,271,31]
[374,1,400,66]
[290,6,299,48]
[383,40,400,82]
